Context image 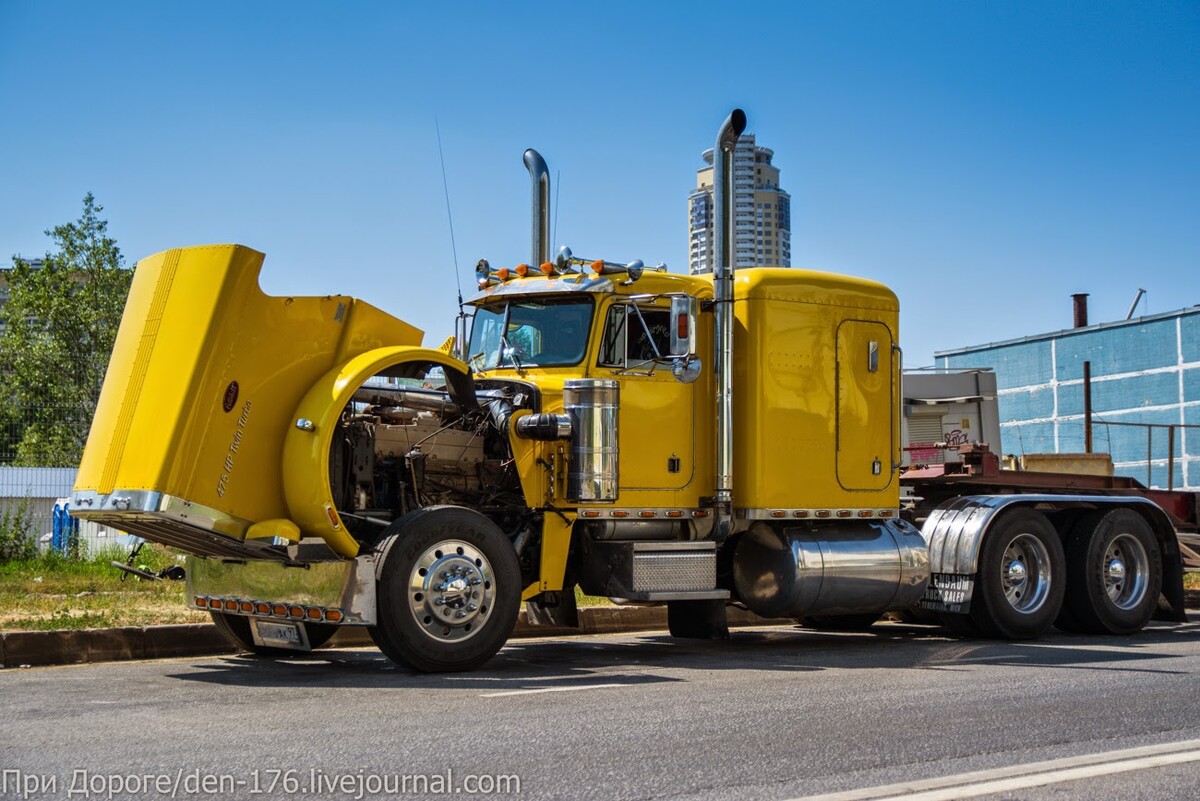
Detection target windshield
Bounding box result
[467,297,594,370]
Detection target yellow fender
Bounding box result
[281,346,472,557]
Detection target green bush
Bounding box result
[0,500,36,563]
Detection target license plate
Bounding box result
[251,619,307,649]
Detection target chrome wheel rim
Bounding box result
[1103,533,1149,611]
[407,540,496,642]
[1000,533,1052,614]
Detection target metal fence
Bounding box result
[1092,419,1199,491]
[0,402,91,555]
[1003,418,1200,491]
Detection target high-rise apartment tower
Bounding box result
[688,133,791,274]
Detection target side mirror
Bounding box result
[669,296,701,384]
[668,296,698,359]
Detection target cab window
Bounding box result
[598,305,672,368]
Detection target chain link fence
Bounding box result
[0,402,85,558]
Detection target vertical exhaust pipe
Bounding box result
[713,108,746,537]
[523,149,550,267]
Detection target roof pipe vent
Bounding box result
[1072,293,1089,328]
[1125,288,1146,320]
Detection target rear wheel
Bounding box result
[209,611,337,655]
[369,506,520,672]
[970,508,1065,639]
[1062,508,1161,635]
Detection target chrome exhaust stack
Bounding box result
[712,108,746,538]
[523,149,550,267]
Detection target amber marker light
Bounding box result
[289,606,304,619]
[496,268,510,281]
[194,597,207,608]
[666,510,683,518]
[240,601,254,613]
[256,602,270,615]
[581,510,601,518]
[880,509,896,518]
[306,608,322,620]
[816,510,832,518]
[515,263,530,277]
[325,610,344,623]
[223,599,237,611]
[540,261,555,275]
[590,260,604,275]
[770,510,787,518]
[610,511,630,518]
[793,511,810,518]
[272,604,287,616]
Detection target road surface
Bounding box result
[3,619,1200,800]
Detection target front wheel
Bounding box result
[368,506,521,672]
[970,508,1065,639]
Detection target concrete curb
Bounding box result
[0,606,792,669]
[4,591,1197,669]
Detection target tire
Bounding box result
[210,611,337,656]
[1062,508,1162,635]
[970,508,1065,640]
[801,614,880,631]
[1054,512,1103,633]
[368,505,520,672]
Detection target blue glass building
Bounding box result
[936,306,1200,490]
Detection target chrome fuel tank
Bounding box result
[732,520,929,618]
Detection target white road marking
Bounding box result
[482,683,628,698]
[790,738,1200,801]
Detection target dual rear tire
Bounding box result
[942,507,1161,640]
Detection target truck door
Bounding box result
[597,303,695,492]
[836,319,895,491]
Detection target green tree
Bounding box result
[0,193,134,466]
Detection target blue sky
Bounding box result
[1,1,1196,366]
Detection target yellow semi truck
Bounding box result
[71,110,1187,671]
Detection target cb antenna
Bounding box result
[435,117,469,360]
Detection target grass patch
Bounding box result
[1185,571,1200,590]
[0,545,207,631]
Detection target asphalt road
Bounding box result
[3,619,1200,801]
